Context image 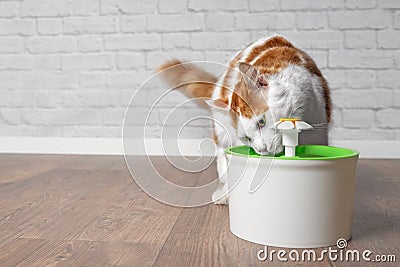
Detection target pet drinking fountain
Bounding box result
[225,119,359,248]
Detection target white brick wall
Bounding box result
[0,0,399,140]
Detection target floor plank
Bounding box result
[0,155,399,266]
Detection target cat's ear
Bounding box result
[238,62,268,91]
[204,99,230,112]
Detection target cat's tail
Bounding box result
[157,59,218,108]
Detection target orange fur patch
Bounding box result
[253,47,303,74]
[233,38,332,124]
[244,36,294,63]
[230,79,268,122]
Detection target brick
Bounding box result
[105,126,123,137]
[78,35,103,52]
[62,126,103,137]
[74,108,102,125]
[78,72,107,90]
[307,51,328,68]
[1,108,21,125]
[379,0,400,9]
[394,130,400,139]
[144,87,197,109]
[0,37,23,53]
[191,32,251,50]
[147,14,203,32]
[124,106,153,125]
[20,0,71,17]
[281,0,344,10]
[104,34,161,51]
[101,0,157,14]
[345,70,375,89]
[235,13,295,31]
[376,70,400,88]
[28,37,76,54]
[33,55,61,70]
[188,0,247,11]
[296,13,327,30]
[250,31,276,41]
[73,0,100,15]
[322,69,345,89]
[0,1,18,18]
[162,125,211,138]
[158,107,209,127]
[44,109,75,126]
[0,91,35,108]
[330,108,342,127]
[0,72,23,90]
[376,109,400,128]
[61,54,113,71]
[0,19,35,35]
[345,31,376,49]
[329,10,391,29]
[249,0,279,12]
[162,33,190,49]
[284,31,343,49]
[116,53,145,70]
[205,14,234,31]
[36,126,63,137]
[158,0,186,13]
[79,91,119,107]
[345,0,377,9]
[36,92,62,108]
[394,91,400,107]
[331,89,392,108]
[0,125,37,136]
[147,50,205,69]
[23,71,77,90]
[205,51,235,65]
[106,72,152,89]
[342,109,375,128]
[329,51,393,69]
[21,108,74,125]
[396,12,400,29]
[120,15,146,33]
[64,17,117,34]
[0,55,33,70]
[330,127,395,140]
[63,92,85,108]
[37,19,63,35]
[102,108,126,125]
[378,30,400,49]
[120,89,138,106]
[395,51,400,69]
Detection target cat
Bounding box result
[158,36,331,205]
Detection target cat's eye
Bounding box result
[242,136,252,143]
[258,116,266,128]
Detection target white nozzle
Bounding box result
[276,119,313,157]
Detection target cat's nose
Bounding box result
[257,148,269,155]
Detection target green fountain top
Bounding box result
[225,145,359,161]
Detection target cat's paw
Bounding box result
[212,189,229,205]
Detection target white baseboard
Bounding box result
[0,137,399,159]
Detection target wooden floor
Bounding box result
[0,154,399,266]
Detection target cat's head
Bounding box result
[233,62,284,155]
[207,60,313,155]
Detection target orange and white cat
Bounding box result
[158,36,331,204]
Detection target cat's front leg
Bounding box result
[212,147,229,205]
